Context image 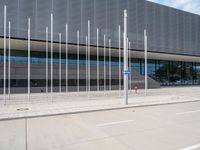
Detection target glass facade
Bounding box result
[0,49,200,88]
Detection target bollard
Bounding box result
[134,86,138,94]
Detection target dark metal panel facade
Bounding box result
[146,1,200,56]
[0,0,200,56]
[0,0,145,49]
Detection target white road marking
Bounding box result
[96,120,133,127]
[176,110,200,115]
[180,144,200,150]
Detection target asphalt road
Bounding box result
[1,101,200,150]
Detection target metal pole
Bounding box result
[119,25,121,97]
[8,21,11,101]
[59,33,62,93]
[127,38,129,92]
[123,9,128,105]
[4,5,7,105]
[129,41,131,93]
[86,36,88,93]
[77,31,80,93]
[144,29,148,96]
[88,20,90,96]
[28,18,30,102]
[109,39,111,91]
[97,28,99,91]
[51,13,53,102]
[25,118,28,150]
[103,35,106,95]
[66,24,68,93]
[46,27,48,93]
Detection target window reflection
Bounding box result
[0,49,200,86]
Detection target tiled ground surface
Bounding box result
[0,87,200,120]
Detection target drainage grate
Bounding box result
[16,108,29,111]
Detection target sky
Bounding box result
[147,0,200,15]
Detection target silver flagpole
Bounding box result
[129,41,131,93]
[88,20,90,96]
[28,18,31,102]
[86,36,88,93]
[51,13,53,102]
[77,31,80,93]
[8,21,11,101]
[59,33,62,93]
[127,37,129,92]
[109,39,111,91]
[97,28,99,91]
[46,27,48,94]
[103,35,106,95]
[4,5,7,105]
[144,29,148,96]
[119,25,121,97]
[66,24,68,93]
[123,10,128,105]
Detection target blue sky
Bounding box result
[147,0,200,15]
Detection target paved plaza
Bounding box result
[0,86,200,120]
[1,100,200,150]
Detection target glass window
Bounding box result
[169,61,182,85]
[196,63,200,84]
[132,59,141,74]
[183,62,193,85]
[147,60,156,78]
[156,60,169,86]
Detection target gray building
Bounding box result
[0,0,200,93]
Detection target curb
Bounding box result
[0,99,199,121]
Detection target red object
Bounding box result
[134,86,138,94]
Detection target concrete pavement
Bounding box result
[0,86,200,120]
[1,101,200,150]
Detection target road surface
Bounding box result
[0,101,200,150]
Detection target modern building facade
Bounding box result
[0,0,200,93]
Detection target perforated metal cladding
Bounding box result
[35,0,51,40]
[94,0,106,46]
[146,2,200,56]
[0,0,145,50]
[0,0,8,36]
[1,0,200,56]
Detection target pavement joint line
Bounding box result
[0,99,200,121]
[96,120,133,127]
[180,143,200,150]
[176,110,200,115]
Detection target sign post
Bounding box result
[123,10,128,105]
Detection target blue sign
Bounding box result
[123,70,130,75]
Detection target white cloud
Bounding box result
[147,0,200,15]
